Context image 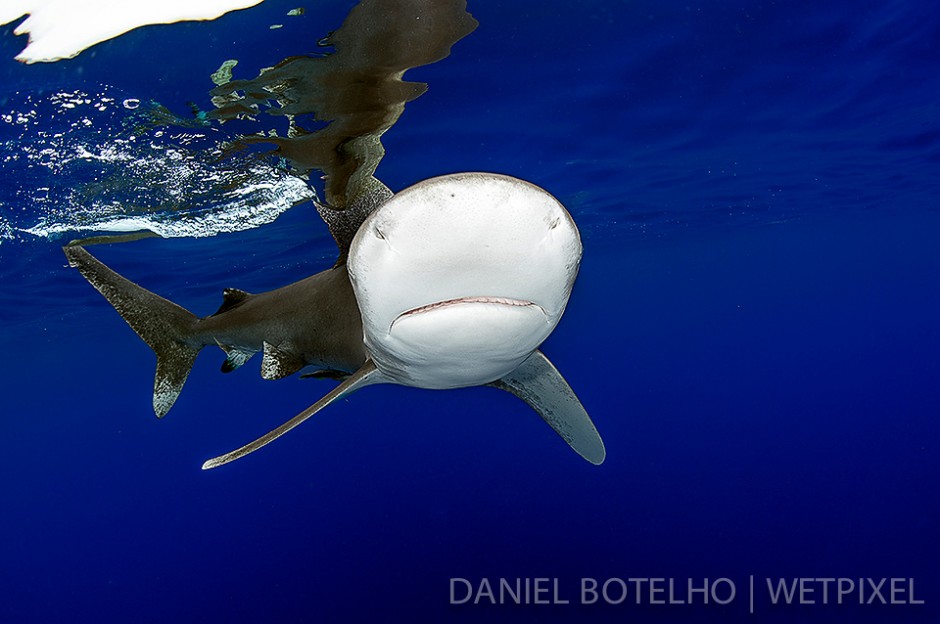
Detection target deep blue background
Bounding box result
[1,1,939,622]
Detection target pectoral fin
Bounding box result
[202,359,386,470]
[490,350,605,465]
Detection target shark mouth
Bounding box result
[391,296,544,329]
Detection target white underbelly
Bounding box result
[366,299,552,388]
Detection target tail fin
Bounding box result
[64,244,201,417]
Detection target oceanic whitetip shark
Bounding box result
[64,172,605,469]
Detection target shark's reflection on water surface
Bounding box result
[209,0,478,209]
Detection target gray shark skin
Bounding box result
[64,182,391,419]
[65,174,605,470]
[63,245,367,417]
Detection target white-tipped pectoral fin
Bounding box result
[202,359,386,470]
[490,350,605,465]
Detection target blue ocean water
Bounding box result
[1,1,939,622]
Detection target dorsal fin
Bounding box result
[212,288,252,316]
[316,176,393,265]
[260,341,305,380]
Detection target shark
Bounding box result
[65,172,605,469]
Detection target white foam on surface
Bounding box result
[0,88,315,243]
[0,0,264,63]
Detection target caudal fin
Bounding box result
[64,244,201,417]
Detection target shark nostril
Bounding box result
[374,227,386,240]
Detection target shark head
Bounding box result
[347,172,582,389]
